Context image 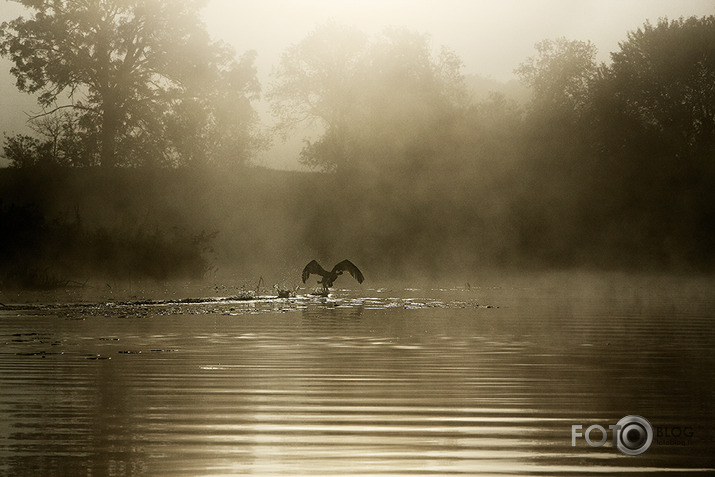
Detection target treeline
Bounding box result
[0,166,320,288]
[0,4,713,287]
[0,0,265,168]
[0,168,216,287]
[268,18,715,273]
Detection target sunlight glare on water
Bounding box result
[0,274,713,476]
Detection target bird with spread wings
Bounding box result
[302,259,364,292]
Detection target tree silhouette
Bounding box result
[515,37,598,115]
[1,0,262,167]
[268,22,368,172]
[603,16,715,160]
[269,25,467,173]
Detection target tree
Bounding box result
[515,37,598,114]
[1,134,43,167]
[355,29,467,173]
[511,39,602,264]
[588,16,715,267]
[602,16,715,160]
[269,24,467,172]
[0,0,263,167]
[163,50,266,167]
[268,22,368,171]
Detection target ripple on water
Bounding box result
[1,279,713,476]
[0,292,493,320]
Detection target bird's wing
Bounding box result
[302,260,328,283]
[332,259,364,284]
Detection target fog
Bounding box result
[201,0,715,80]
[3,0,714,167]
[0,1,714,292]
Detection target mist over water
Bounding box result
[1,12,714,286]
[1,274,713,475]
[1,2,714,475]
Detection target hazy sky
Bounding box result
[202,0,714,80]
[1,0,714,167]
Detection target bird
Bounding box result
[302,259,364,291]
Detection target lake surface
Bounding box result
[1,273,713,476]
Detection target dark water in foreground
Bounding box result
[1,273,713,476]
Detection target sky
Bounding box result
[201,0,714,81]
[1,0,714,168]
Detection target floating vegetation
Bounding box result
[4,290,498,366]
[273,284,298,298]
[1,291,496,319]
[15,350,63,357]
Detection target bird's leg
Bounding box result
[319,282,330,295]
[311,284,329,297]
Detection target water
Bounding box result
[1,273,713,476]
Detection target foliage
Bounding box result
[269,24,468,172]
[2,111,93,167]
[0,0,264,167]
[511,16,715,268]
[0,196,216,288]
[1,15,714,282]
[268,23,368,171]
[515,37,598,114]
[599,16,715,160]
[2,134,46,168]
[163,50,268,167]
